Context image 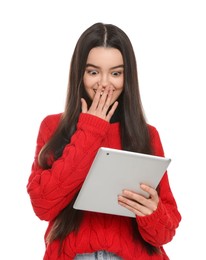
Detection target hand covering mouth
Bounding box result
[93,88,114,96]
[93,89,104,96]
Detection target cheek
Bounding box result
[115,77,124,90]
[83,76,96,90]
[115,79,124,94]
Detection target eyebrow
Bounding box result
[85,63,124,70]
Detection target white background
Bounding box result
[0,1,205,259]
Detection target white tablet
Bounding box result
[73,147,171,218]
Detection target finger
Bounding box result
[140,184,158,199]
[96,86,115,116]
[121,189,158,214]
[90,84,104,110]
[106,101,118,122]
[118,195,150,216]
[96,86,110,111]
[81,98,88,113]
[122,189,148,205]
[102,87,114,112]
[118,200,145,216]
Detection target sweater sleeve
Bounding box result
[136,126,181,246]
[27,113,110,221]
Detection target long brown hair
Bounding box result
[39,22,160,255]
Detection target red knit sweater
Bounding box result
[27,113,181,260]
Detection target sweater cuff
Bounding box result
[136,199,165,228]
[77,113,110,135]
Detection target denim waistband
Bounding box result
[74,250,122,259]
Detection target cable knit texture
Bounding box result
[27,113,181,260]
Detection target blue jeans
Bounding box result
[74,250,122,259]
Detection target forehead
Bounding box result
[86,47,124,67]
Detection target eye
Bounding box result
[87,70,98,76]
[111,71,123,76]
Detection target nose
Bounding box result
[99,73,110,87]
